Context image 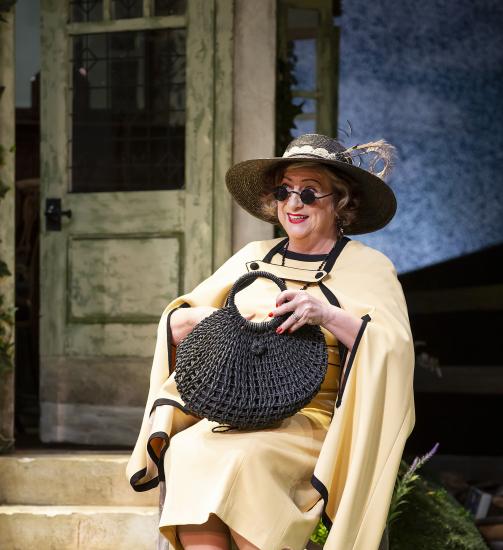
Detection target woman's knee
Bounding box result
[177,514,231,550]
[229,528,260,550]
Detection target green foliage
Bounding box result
[310,518,328,545]
[308,472,487,550]
[388,460,421,526]
[309,443,486,549]
[389,476,488,550]
[388,442,439,526]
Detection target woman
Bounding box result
[127,134,415,550]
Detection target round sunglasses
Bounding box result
[272,185,333,205]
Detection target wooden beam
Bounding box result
[67,15,186,35]
[414,366,503,394]
[406,284,503,314]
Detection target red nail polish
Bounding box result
[276,327,283,334]
[268,312,274,317]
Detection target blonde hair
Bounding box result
[259,161,360,231]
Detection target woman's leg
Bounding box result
[177,514,231,550]
[229,528,260,550]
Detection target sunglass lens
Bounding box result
[273,185,289,201]
[300,189,316,205]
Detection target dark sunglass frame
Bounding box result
[272,185,333,205]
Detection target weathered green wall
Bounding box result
[0,6,15,451]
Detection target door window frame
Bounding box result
[277,0,339,140]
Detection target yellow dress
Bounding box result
[127,238,415,550]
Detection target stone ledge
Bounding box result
[0,504,158,550]
[0,452,157,506]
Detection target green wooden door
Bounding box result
[39,0,232,444]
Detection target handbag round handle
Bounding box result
[227,271,289,332]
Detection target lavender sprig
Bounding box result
[388,442,440,526]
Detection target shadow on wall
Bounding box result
[336,0,503,273]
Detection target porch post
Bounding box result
[232,0,276,251]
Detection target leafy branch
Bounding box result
[388,442,440,526]
[309,443,440,547]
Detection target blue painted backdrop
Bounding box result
[336,0,503,273]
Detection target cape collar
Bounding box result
[262,236,350,274]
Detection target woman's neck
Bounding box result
[286,234,338,255]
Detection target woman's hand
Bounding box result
[272,290,330,331]
[271,290,363,350]
[170,306,218,345]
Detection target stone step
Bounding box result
[0,504,158,550]
[0,452,157,506]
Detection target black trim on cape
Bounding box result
[130,467,160,492]
[150,398,191,417]
[262,237,289,263]
[167,303,190,373]
[284,250,329,262]
[130,304,191,492]
[318,282,348,381]
[130,429,172,492]
[311,474,333,530]
[147,431,170,482]
[310,313,372,531]
[261,236,350,269]
[336,314,371,408]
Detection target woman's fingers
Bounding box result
[273,290,302,317]
[275,289,302,308]
[271,292,327,333]
[278,309,307,334]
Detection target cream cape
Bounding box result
[126,238,415,550]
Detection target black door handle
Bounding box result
[44,198,72,231]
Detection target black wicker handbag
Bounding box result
[174,271,328,430]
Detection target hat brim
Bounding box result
[225,156,397,235]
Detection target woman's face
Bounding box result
[276,166,337,243]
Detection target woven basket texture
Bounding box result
[174,271,328,430]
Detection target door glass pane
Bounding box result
[155,0,186,16]
[287,8,318,92]
[278,6,319,143]
[70,0,103,22]
[291,117,316,137]
[112,0,142,19]
[70,29,186,192]
[291,97,317,137]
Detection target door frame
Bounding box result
[37,0,234,444]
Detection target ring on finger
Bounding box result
[292,313,301,321]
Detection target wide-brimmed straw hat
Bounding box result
[225,133,397,235]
